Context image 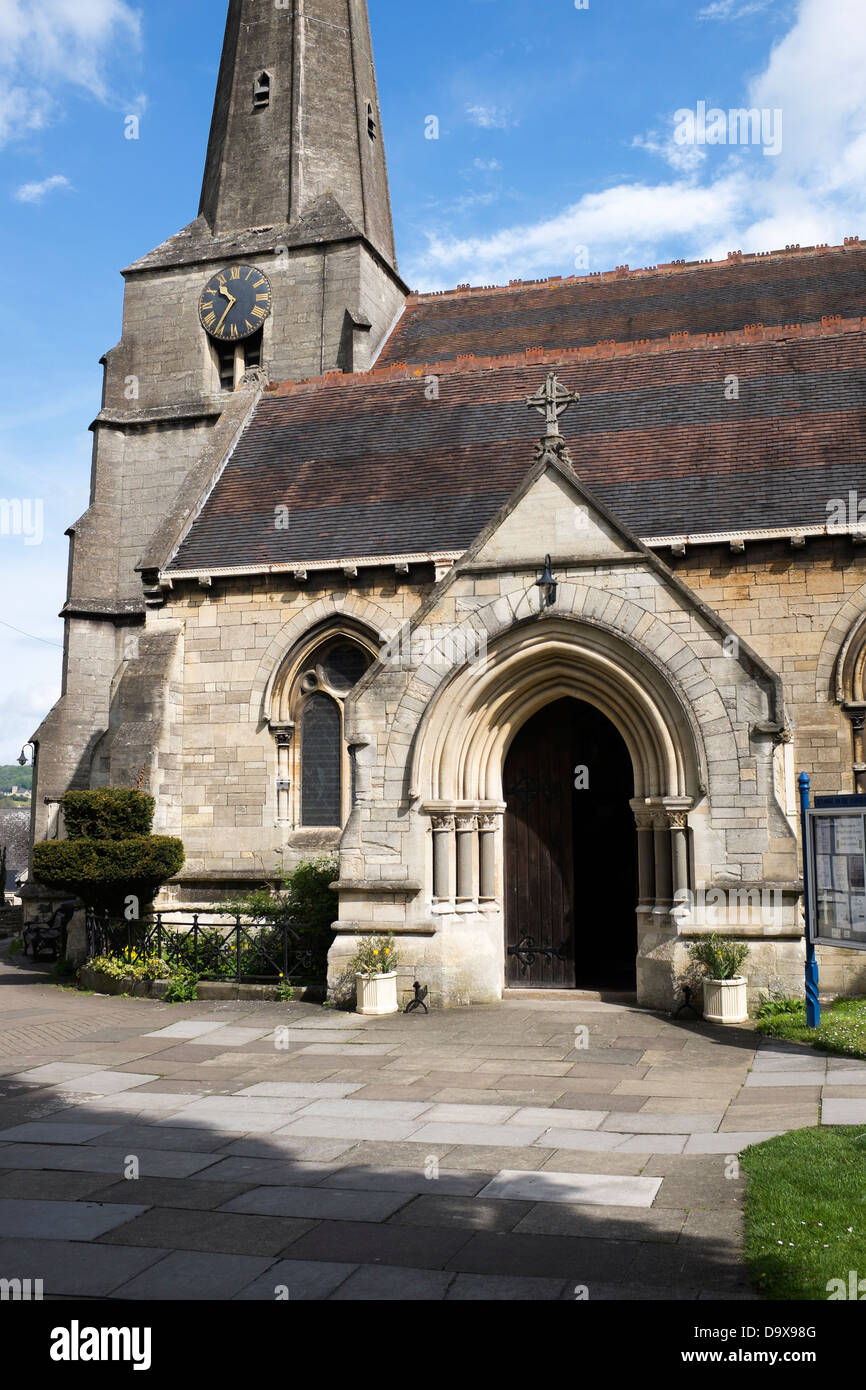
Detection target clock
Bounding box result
[199,264,273,342]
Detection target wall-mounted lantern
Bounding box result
[535,554,558,610]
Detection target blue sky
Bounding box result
[0,0,864,762]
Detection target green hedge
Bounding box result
[62,789,155,841]
[33,835,185,912]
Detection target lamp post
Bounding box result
[798,770,821,1029]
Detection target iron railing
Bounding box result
[84,909,327,985]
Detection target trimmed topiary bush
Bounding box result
[62,789,155,841]
[33,788,184,917]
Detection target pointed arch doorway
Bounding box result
[504,697,638,991]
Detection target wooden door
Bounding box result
[504,696,639,991]
[504,700,577,988]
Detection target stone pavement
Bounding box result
[1,945,863,1301]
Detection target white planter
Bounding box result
[356,971,399,1016]
[702,976,748,1025]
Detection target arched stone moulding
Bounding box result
[250,596,391,831]
[405,616,710,922]
[251,593,396,728]
[410,617,706,804]
[830,606,866,792]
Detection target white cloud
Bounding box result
[698,0,775,18]
[473,158,503,171]
[0,0,141,146]
[14,173,73,204]
[466,104,515,130]
[408,0,866,290]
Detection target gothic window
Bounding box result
[301,693,341,826]
[367,102,377,141]
[271,631,376,830]
[254,73,271,110]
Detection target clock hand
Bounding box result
[215,298,235,334]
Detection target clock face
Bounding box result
[199,264,272,342]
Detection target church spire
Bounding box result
[199,0,396,267]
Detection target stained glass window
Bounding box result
[301,693,341,826]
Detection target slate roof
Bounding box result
[381,242,866,366]
[167,317,866,573]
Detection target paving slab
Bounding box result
[0,1142,220,1179]
[822,1098,866,1124]
[98,1206,316,1256]
[744,1072,827,1088]
[287,1219,472,1270]
[328,1264,455,1300]
[0,1197,150,1240]
[0,1122,122,1145]
[318,1167,489,1197]
[530,1128,625,1152]
[513,1203,686,1242]
[144,1022,231,1039]
[0,1237,167,1298]
[294,1099,433,1121]
[223,1185,413,1223]
[195,1157,340,1186]
[389,1194,532,1232]
[233,1259,357,1301]
[276,1116,422,1143]
[222,1135,357,1162]
[91,1176,253,1210]
[445,1272,568,1300]
[682,1131,783,1154]
[54,1071,159,1095]
[113,1249,274,1300]
[235,1082,364,1099]
[446,1230,637,1281]
[8,1063,106,1085]
[613,1135,688,1154]
[602,1112,723,1134]
[0,1169,116,1201]
[478,1169,662,1208]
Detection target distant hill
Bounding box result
[0,766,32,793]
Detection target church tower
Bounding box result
[31,0,406,841]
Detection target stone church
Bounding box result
[31,0,866,1009]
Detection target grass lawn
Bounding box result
[756,995,866,1060]
[742,1126,866,1299]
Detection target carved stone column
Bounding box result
[455,814,477,903]
[666,808,690,902]
[845,707,866,794]
[431,815,455,902]
[478,813,499,902]
[651,808,673,907]
[272,726,293,823]
[630,804,656,907]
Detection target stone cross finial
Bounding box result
[526,372,580,437]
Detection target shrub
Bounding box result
[33,836,185,913]
[164,967,198,1003]
[62,789,155,841]
[88,953,171,984]
[688,933,750,980]
[226,856,337,955]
